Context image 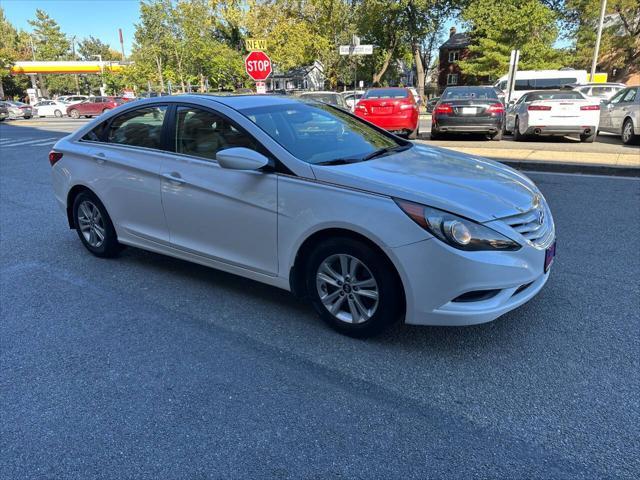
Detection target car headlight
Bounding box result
[395,199,521,251]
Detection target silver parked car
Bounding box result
[572,82,626,101]
[598,87,639,145]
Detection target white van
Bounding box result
[494,70,588,102]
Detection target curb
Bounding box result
[492,159,640,178]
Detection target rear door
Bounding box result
[159,103,278,275]
[611,88,637,131]
[86,104,170,242]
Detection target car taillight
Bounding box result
[528,105,552,111]
[49,151,63,166]
[580,105,600,111]
[434,103,453,115]
[355,104,367,112]
[399,102,417,110]
[487,103,505,114]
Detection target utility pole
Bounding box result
[71,36,80,94]
[590,0,607,81]
[118,29,126,61]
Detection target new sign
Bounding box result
[245,51,272,81]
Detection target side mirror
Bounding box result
[216,147,269,171]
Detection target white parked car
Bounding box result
[494,69,588,102]
[58,95,89,105]
[572,82,626,101]
[33,100,69,118]
[505,90,600,142]
[50,95,555,337]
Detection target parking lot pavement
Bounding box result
[2,120,640,478]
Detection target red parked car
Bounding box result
[354,87,420,138]
[67,96,125,119]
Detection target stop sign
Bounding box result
[245,51,272,81]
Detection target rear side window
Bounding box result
[175,106,258,161]
[621,88,637,103]
[364,89,409,99]
[106,106,167,149]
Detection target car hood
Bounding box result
[311,144,540,222]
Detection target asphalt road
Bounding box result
[2,119,639,479]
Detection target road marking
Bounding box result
[0,137,61,147]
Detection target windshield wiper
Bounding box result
[315,158,359,166]
[361,143,412,161]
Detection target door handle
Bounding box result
[92,152,107,164]
[162,172,185,185]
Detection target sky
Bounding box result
[2,0,141,56]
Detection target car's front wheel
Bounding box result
[72,191,122,258]
[622,118,639,145]
[306,238,403,337]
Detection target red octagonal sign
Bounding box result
[245,51,272,81]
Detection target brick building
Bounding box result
[437,27,471,92]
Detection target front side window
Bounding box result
[239,102,404,165]
[106,106,167,149]
[175,106,257,161]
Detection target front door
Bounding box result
[160,104,278,275]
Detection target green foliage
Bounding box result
[459,0,562,81]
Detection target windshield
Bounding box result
[442,88,498,100]
[239,102,405,164]
[363,88,409,99]
[528,91,584,100]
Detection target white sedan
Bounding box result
[505,90,600,142]
[49,95,555,337]
[33,100,69,118]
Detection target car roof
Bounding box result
[185,93,306,110]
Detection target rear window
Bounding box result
[527,91,584,101]
[442,88,498,100]
[363,89,409,99]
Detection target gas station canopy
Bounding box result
[10,61,126,75]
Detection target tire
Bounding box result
[430,128,442,140]
[489,129,503,141]
[408,124,419,140]
[69,109,79,119]
[84,115,93,118]
[54,109,62,118]
[72,191,122,258]
[513,117,525,141]
[621,118,639,145]
[580,131,596,143]
[306,238,403,337]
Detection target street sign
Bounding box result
[255,82,267,94]
[339,45,373,55]
[245,39,267,51]
[245,51,272,81]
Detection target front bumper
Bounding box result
[390,235,553,326]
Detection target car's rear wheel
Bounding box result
[430,128,442,140]
[621,118,639,145]
[54,109,63,118]
[513,117,525,141]
[69,109,79,119]
[580,131,596,143]
[306,238,403,337]
[72,191,122,258]
[489,129,503,141]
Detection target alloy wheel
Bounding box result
[622,121,632,143]
[315,254,379,324]
[77,200,106,248]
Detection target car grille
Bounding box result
[499,197,554,249]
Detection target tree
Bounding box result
[458,0,562,82]
[0,7,20,99]
[565,0,640,80]
[27,9,74,96]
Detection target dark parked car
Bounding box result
[67,96,125,118]
[426,97,440,113]
[430,87,505,140]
